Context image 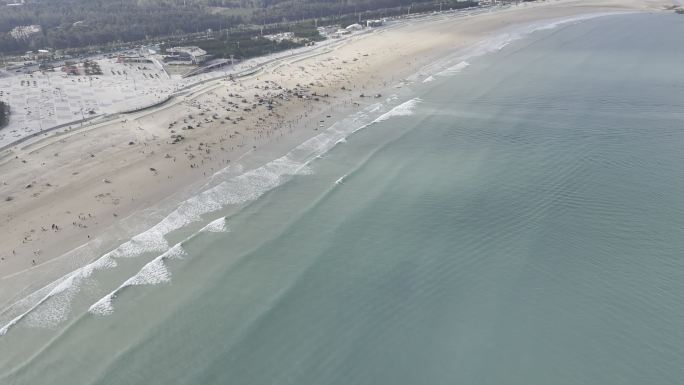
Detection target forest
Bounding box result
[161,20,324,61]
[0,0,478,54]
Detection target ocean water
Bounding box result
[2,12,684,384]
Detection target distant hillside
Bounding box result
[0,0,478,54]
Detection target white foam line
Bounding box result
[89,244,186,316]
[90,217,227,316]
[0,96,421,336]
[373,98,421,123]
[0,255,116,336]
[436,61,470,77]
[200,217,230,233]
[88,100,421,317]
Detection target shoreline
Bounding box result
[0,0,674,326]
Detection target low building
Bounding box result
[23,49,51,61]
[264,32,295,43]
[165,46,209,64]
[36,49,51,60]
[334,29,351,38]
[317,26,340,39]
[144,45,160,55]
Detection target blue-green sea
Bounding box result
[2,12,684,385]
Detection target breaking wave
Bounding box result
[0,10,629,338]
[88,244,186,316]
[373,98,421,123]
[0,11,627,338]
[437,61,470,77]
[200,217,230,233]
[0,97,422,336]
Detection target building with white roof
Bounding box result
[165,47,209,64]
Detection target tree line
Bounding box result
[0,0,241,53]
[162,20,323,60]
[251,0,476,25]
[0,0,477,54]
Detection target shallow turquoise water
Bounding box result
[2,12,684,385]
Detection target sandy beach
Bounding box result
[0,0,674,310]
